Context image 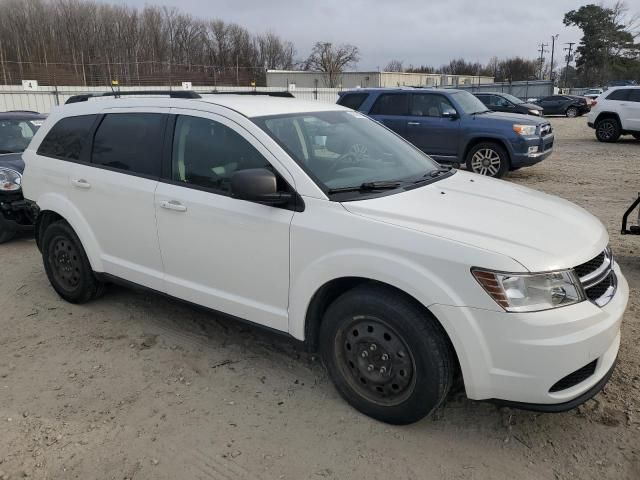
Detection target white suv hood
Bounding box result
[342,171,608,272]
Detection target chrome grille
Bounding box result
[539,124,553,136]
[575,247,616,307]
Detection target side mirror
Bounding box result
[231,168,292,205]
[442,108,458,120]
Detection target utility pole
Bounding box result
[538,43,548,80]
[563,42,575,90]
[549,34,559,82]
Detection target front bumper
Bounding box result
[510,134,554,168]
[430,263,628,406]
[0,194,37,233]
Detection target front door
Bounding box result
[404,93,460,160]
[154,111,294,332]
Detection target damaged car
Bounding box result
[0,111,45,243]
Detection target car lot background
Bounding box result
[0,118,638,480]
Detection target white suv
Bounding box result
[22,92,628,424]
[587,86,640,142]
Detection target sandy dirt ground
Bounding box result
[0,117,639,480]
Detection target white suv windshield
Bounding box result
[254,110,442,192]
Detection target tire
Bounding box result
[0,227,16,244]
[320,284,455,425]
[595,118,621,143]
[41,220,104,303]
[566,106,578,118]
[466,142,509,178]
[632,133,640,141]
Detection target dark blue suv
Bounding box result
[337,88,554,178]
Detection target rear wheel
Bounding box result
[320,284,455,425]
[595,118,621,143]
[466,142,509,178]
[42,220,104,303]
[566,106,578,118]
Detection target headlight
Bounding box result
[512,124,537,136]
[528,109,541,116]
[472,268,585,312]
[0,168,22,192]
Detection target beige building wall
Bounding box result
[266,70,494,89]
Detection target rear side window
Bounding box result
[606,89,630,101]
[628,89,640,102]
[338,93,368,110]
[370,94,409,116]
[92,113,165,177]
[37,115,97,160]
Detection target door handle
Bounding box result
[71,178,91,189]
[407,121,421,126]
[160,200,187,212]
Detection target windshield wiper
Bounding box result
[327,181,403,194]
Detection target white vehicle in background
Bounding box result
[22,91,628,424]
[583,88,604,101]
[588,86,640,142]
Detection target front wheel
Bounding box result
[566,106,578,118]
[466,142,509,178]
[320,285,455,425]
[595,118,621,143]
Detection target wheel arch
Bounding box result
[463,136,511,162]
[34,193,103,271]
[302,276,461,375]
[594,111,621,125]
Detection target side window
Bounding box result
[410,94,455,117]
[338,93,368,110]
[475,95,490,106]
[493,96,510,107]
[606,89,630,101]
[370,94,409,116]
[37,115,97,160]
[92,113,164,176]
[172,115,271,194]
[626,89,640,102]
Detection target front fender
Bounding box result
[36,192,104,271]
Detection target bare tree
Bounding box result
[304,42,360,87]
[384,59,404,72]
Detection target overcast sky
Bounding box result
[111,0,589,69]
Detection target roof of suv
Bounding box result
[341,87,467,95]
[55,94,347,119]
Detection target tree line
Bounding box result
[0,0,296,85]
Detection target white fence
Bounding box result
[0,85,342,113]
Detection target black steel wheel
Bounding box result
[320,284,455,424]
[42,220,104,303]
[337,316,416,406]
[595,118,621,143]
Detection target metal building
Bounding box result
[266,70,494,89]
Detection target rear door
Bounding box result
[367,93,409,138]
[404,93,460,159]
[618,88,640,131]
[67,110,166,290]
[537,96,565,115]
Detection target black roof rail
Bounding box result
[204,90,294,98]
[65,90,202,104]
[8,109,41,114]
